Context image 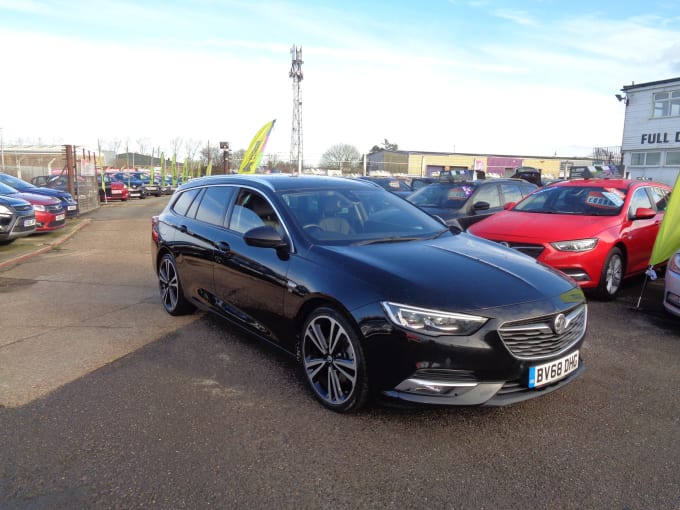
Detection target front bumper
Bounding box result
[359,298,588,408]
[384,359,584,406]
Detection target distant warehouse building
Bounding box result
[620,77,680,186]
[366,150,597,180]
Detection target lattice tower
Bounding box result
[289,45,303,172]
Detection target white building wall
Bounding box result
[621,78,680,186]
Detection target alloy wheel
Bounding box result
[302,314,359,407]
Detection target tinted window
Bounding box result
[172,188,202,216]
[473,184,502,208]
[648,186,669,212]
[228,189,280,234]
[500,182,528,204]
[186,189,205,219]
[628,187,653,216]
[515,185,626,216]
[195,186,234,226]
[408,183,476,209]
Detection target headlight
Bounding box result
[669,253,680,275]
[0,204,11,215]
[33,204,46,212]
[382,302,487,336]
[550,238,598,252]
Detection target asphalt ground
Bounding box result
[0,196,198,407]
[0,197,678,509]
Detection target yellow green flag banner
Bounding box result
[238,119,276,174]
[160,152,166,187]
[205,160,213,176]
[649,171,680,266]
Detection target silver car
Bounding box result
[663,249,680,316]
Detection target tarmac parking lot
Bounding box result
[0,196,678,509]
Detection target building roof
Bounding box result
[622,77,680,92]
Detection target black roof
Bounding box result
[622,77,680,92]
[180,174,378,193]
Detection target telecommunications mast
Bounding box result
[289,45,303,173]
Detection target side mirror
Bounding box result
[632,207,656,220]
[503,202,516,210]
[244,225,288,249]
[472,201,490,211]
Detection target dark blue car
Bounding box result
[1,172,78,217]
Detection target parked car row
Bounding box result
[368,171,674,303]
[0,176,68,244]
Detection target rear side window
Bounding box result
[171,188,202,216]
[195,186,235,226]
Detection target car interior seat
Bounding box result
[319,195,354,235]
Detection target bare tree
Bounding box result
[199,143,221,166]
[136,137,150,157]
[169,137,183,157]
[320,143,361,173]
[184,138,201,162]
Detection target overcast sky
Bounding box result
[1,0,679,163]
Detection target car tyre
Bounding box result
[300,307,369,413]
[595,247,624,300]
[158,253,195,315]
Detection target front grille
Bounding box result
[494,241,544,258]
[14,204,33,212]
[46,204,64,213]
[498,304,587,359]
[411,369,478,382]
[48,217,66,228]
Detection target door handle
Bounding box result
[217,241,231,253]
[179,224,188,233]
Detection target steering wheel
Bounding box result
[303,224,323,232]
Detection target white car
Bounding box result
[663,249,680,316]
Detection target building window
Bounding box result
[666,151,680,166]
[631,152,662,165]
[653,90,680,118]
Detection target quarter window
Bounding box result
[171,188,202,216]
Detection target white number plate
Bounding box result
[112,189,122,194]
[24,218,36,227]
[55,214,65,221]
[68,205,77,211]
[528,351,579,388]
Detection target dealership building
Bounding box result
[619,76,680,186]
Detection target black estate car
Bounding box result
[151,174,587,412]
[407,177,537,230]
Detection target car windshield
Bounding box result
[513,185,627,216]
[279,187,449,244]
[407,183,476,209]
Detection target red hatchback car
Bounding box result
[0,181,66,232]
[468,178,672,300]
